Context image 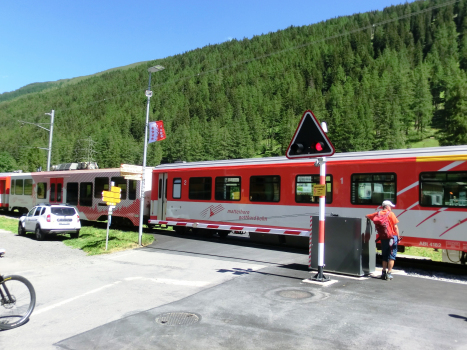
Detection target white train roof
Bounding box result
[4,146,466,176]
[154,145,467,170]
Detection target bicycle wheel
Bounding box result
[0,275,36,330]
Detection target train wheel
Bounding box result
[173,226,187,234]
[192,228,213,237]
[202,229,214,238]
[217,231,229,238]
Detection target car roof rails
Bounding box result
[37,203,51,206]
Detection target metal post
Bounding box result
[46,110,54,171]
[106,182,114,250]
[138,73,152,246]
[311,120,331,282]
[312,157,330,281]
[138,65,164,246]
[20,110,54,171]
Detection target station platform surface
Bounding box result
[56,234,467,350]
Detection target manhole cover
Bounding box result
[278,290,313,299]
[155,312,200,326]
[265,287,330,304]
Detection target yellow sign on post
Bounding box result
[313,184,326,197]
[102,188,121,206]
[111,186,122,194]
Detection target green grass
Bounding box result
[0,216,154,255]
[0,215,20,233]
[64,225,154,255]
[399,246,442,262]
[409,137,440,148]
[407,125,440,149]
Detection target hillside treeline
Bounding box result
[1,0,467,172]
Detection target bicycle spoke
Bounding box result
[0,276,35,329]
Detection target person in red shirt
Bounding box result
[366,200,400,280]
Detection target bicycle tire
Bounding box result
[0,275,36,330]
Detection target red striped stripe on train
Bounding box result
[1,146,466,251]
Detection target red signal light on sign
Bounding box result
[314,142,324,152]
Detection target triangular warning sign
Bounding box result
[286,110,335,159]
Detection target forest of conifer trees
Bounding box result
[0,0,466,172]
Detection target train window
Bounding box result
[295,175,332,204]
[215,177,241,201]
[67,182,78,205]
[50,183,56,201]
[94,177,109,198]
[24,179,33,195]
[111,177,127,200]
[129,180,137,200]
[57,183,62,202]
[420,171,467,207]
[11,180,15,195]
[249,176,280,202]
[37,182,47,199]
[173,178,182,199]
[158,179,162,199]
[351,173,396,205]
[189,177,212,200]
[80,182,93,207]
[15,179,23,195]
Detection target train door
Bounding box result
[156,173,168,220]
[50,178,64,204]
[0,179,6,209]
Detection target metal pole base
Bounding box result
[311,266,330,282]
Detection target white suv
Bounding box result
[18,204,81,240]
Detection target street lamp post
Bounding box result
[18,109,55,171]
[45,110,55,171]
[138,65,165,245]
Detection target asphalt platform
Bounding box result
[56,234,467,350]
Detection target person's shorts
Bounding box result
[381,236,398,261]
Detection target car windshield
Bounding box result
[51,207,76,216]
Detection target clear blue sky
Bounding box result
[0,0,406,94]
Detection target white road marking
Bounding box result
[34,281,122,316]
[33,276,211,317]
[124,276,210,287]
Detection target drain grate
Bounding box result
[155,312,200,326]
[278,290,313,299]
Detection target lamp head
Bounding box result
[148,65,165,73]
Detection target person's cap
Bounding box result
[382,200,395,208]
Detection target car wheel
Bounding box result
[35,226,44,241]
[70,230,80,239]
[18,222,26,236]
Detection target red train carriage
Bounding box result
[7,166,153,226]
[149,146,467,251]
[0,173,13,211]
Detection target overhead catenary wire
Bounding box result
[19,0,461,120]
